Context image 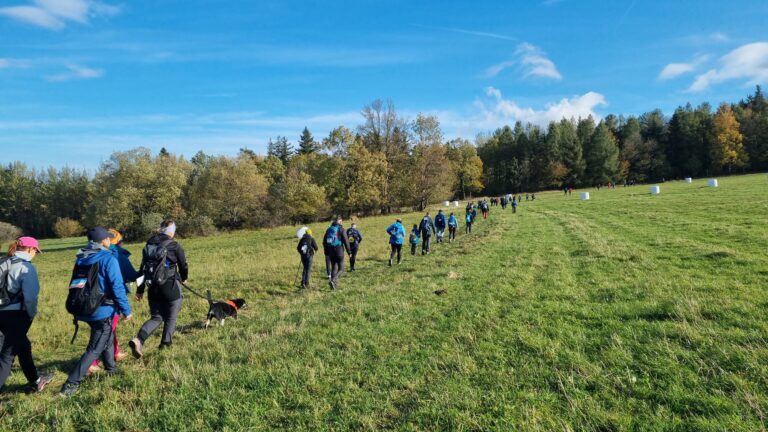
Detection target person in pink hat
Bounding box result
[0,237,54,392]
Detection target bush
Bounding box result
[53,218,84,238]
[133,213,166,239]
[178,215,218,238]
[0,222,22,242]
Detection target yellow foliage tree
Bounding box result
[711,103,749,174]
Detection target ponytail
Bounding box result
[6,240,19,257]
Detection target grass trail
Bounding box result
[0,174,767,431]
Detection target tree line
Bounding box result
[0,100,483,239]
[478,87,765,194]
[2,88,765,239]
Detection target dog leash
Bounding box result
[179,281,210,301]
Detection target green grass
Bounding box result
[1,174,767,431]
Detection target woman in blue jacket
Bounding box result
[60,227,133,397]
[447,213,458,243]
[385,218,405,266]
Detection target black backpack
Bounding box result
[66,260,109,343]
[142,239,174,287]
[0,256,23,307]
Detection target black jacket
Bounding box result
[137,233,189,295]
[323,223,351,256]
[297,234,319,257]
[346,228,363,249]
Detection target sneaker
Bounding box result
[87,364,102,375]
[128,338,143,359]
[59,382,79,397]
[329,280,336,290]
[159,342,172,350]
[116,352,129,361]
[33,373,54,392]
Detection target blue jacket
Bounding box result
[74,243,132,322]
[448,214,458,227]
[386,222,406,245]
[419,216,435,237]
[110,245,140,284]
[435,212,447,229]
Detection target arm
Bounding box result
[357,230,363,244]
[118,252,140,283]
[105,257,132,318]
[311,238,319,252]
[341,229,352,255]
[20,264,40,320]
[175,242,189,281]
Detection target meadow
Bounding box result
[0,174,766,431]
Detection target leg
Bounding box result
[389,244,395,266]
[302,256,312,287]
[333,255,345,284]
[137,298,165,344]
[160,298,183,347]
[66,318,113,385]
[324,254,332,279]
[349,247,357,270]
[111,315,120,359]
[99,323,116,373]
[1,312,38,385]
[396,244,402,264]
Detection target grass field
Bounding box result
[1,174,767,431]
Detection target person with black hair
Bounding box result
[323,216,351,289]
[346,223,363,271]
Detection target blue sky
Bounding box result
[1,0,767,169]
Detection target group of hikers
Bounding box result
[0,220,189,396]
[296,198,522,290]
[0,194,530,397]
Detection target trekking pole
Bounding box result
[293,261,302,288]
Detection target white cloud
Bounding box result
[658,55,709,80]
[688,42,768,92]
[45,63,104,81]
[476,87,606,127]
[710,32,729,42]
[0,58,30,69]
[484,43,562,80]
[0,0,119,30]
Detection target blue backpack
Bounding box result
[325,224,342,247]
[466,213,472,223]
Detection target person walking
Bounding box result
[297,228,318,289]
[60,228,133,396]
[434,210,447,244]
[512,197,518,214]
[386,218,406,265]
[409,224,420,256]
[465,210,474,234]
[88,229,140,373]
[129,219,188,359]
[419,212,435,255]
[447,212,458,243]
[346,223,363,272]
[0,237,54,393]
[323,216,351,289]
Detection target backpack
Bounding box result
[420,217,432,235]
[409,232,420,245]
[142,239,174,288]
[298,237,312,256]
[66,262,105,317]
[0,257,23,307]
[325,225,342,248]
[466,213,472,223]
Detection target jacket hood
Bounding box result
[76,242,111,263]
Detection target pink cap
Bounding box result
[17,236,42,253]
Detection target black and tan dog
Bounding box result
[205,291,247,327]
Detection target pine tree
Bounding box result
[297,127,319,155]
[711,103,748,174]
[584,123,620,185]
[267,136,294,165]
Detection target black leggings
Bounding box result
[349,246,359,270]
[449,226,456,240]
[466,222,472,234]
[390,244,402,263]
[0,311,38,387]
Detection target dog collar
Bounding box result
[226,300,238,311]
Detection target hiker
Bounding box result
[512,197,518,213]
[129,219,188,359]
[323,216,351,289]
[501,196,507,210]
[409,224,420,256]
[419,212,435,255]
[297,228,318,289]
[0,237,54,393]
[465,210,474,234]
[386,218,406,265]
[447,212,458,242]
[61,228,133,396]
[531,193,536,201]
[346,223,363,272]
[481,201,489,219]
[89,229,139,373]
[434,210,447,244]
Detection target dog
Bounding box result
[205,291,247,327]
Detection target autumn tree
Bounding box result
[711,103,749,174]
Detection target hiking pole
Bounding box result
[293,261,302,288]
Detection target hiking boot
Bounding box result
[128,338,143,359]
[159,342,172,350]
[32,373,54,393]
[388,259,392,267]
[329,279,337,290]
[59,382,79,397]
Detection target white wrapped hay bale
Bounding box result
[685,177,692,183]
[453,201,459,207]
[650,186,660,194]
[444,201,450,206]
[580,192,590,200]
[708,179,718,187]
